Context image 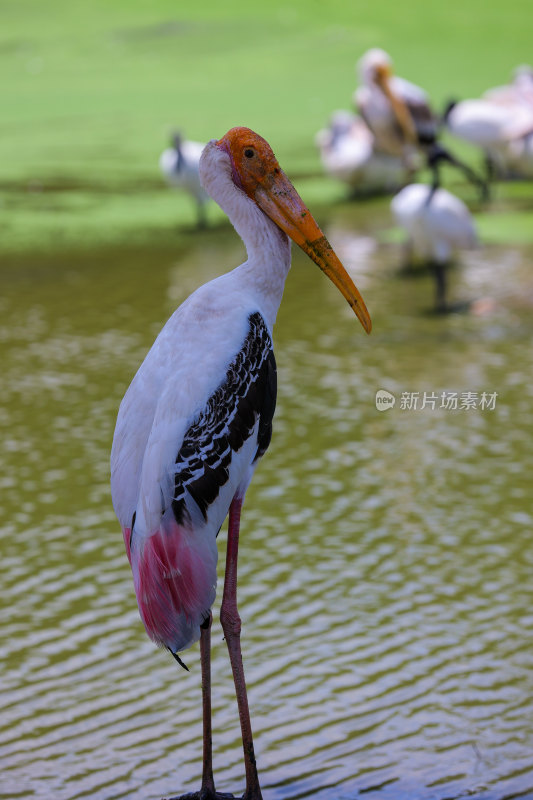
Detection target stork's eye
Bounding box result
[244,148,255,158]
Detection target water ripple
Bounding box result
[1,239,533,799]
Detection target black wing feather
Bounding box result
[172,312,277,525]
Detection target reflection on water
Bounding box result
[1,219,533,800]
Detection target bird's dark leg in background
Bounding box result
[485,154,496,184]
[426,156,441,206]
[426,143,489,203]
[430,260,448,313]
[220,496,263,800]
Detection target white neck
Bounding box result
[200,141,292,329]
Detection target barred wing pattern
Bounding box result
[172,312,277,526]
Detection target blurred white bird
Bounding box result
[444,97,533,179]
[391,156,478,312]
[160,132,210,227]
[354,48,437,165]
[483,65,533,110]
[315,110,411,195]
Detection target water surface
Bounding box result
[1,214,533,800]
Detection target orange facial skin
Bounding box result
[217,127,372,334]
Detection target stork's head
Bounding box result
[357,48,393,86]
[205,127,371,334]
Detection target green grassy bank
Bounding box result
[1,0,532,253]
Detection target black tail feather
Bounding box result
[169,647,190,672]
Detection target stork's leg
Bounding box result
[199,613,216,797]
[169,616,235,800]
[220,496,263,800]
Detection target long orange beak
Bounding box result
[254,170,372,334]
[375,67,417,145]
[217,127,371,334]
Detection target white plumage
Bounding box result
[445,98,533,178]
[391,183,477,264]
[445,98,533,148]
[111,283,266,535]
[315,110,411,194]
[110,289,261,651]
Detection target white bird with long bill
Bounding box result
[111,127,371,800]
[355,48,437,162]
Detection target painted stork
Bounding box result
[391,155,478,313]
[354,48,437,164]
[111,127,371,800]
[315,110,412,195]
[160,132,210,228]
[352,49,486,194]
